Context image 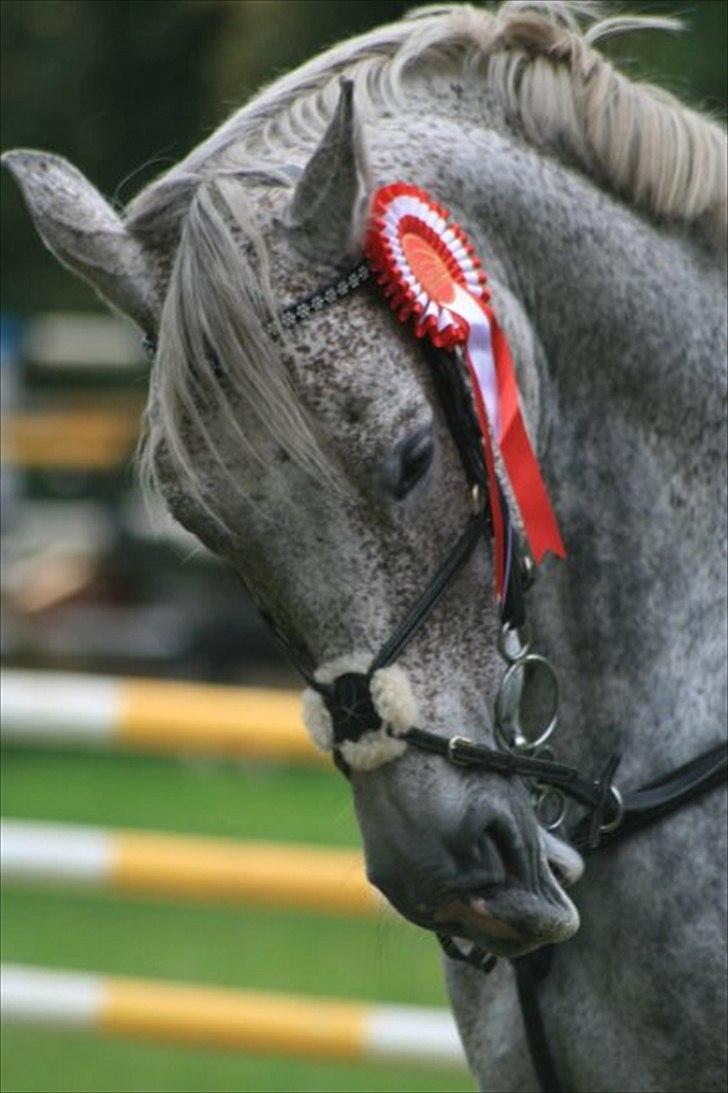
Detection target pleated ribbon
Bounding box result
[365,183,565,600]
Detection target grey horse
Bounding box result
[4,3,726,1089]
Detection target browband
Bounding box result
[141,261,371,359]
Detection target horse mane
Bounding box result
[133,1,726,521]
[128,1,726,241]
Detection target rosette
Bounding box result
[365,182,565,599]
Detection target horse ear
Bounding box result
[1,149,160,332]
[286,79,371,264]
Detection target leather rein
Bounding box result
[143,257,727,1093]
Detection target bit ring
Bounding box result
[495,653,559,753]
[536,786,567,831]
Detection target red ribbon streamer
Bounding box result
[487,306,566,564]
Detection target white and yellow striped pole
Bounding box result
[1,821,381,918]
[1,965,466,1068]
[0,407,141,470]
[0,670,322,764]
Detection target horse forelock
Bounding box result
[136,175,335,533]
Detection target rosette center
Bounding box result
[401,233,455,305]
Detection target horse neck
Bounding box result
[472,144,727,779]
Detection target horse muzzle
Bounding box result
[357,757,582,957]
[433,864,580,957]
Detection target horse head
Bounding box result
[6,4,728,1088]
[4,81,581,958]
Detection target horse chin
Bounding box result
[435,885,580,957]
[434,843,582,957]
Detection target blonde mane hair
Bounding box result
[133,1,726,520]
[129,1,726,240]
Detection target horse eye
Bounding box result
[383,424,435,500]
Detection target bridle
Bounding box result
[258,258,725,831]
[143,255,727,1093]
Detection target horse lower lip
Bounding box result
[466,897,526,940]
[434,896,525,942]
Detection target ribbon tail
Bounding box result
[488,312,566,563]
[460,348,507,600]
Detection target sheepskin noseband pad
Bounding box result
[301,660,417,772]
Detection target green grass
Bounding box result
[1,748,474,1093]
[0,749,358,844]
[1,1029,470,1093]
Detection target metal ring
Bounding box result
[494,653,559,753]
[497,621,532,664]
[536,787,567,831]
[599,785,624,833]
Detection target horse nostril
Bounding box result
[475,816,528,887]
[474,829,507,884]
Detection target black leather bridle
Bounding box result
[143,258,727,1093]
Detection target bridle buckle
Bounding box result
[447,735,478,765]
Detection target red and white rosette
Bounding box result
[365,183,565,599]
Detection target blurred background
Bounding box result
[1,2,725,1091]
